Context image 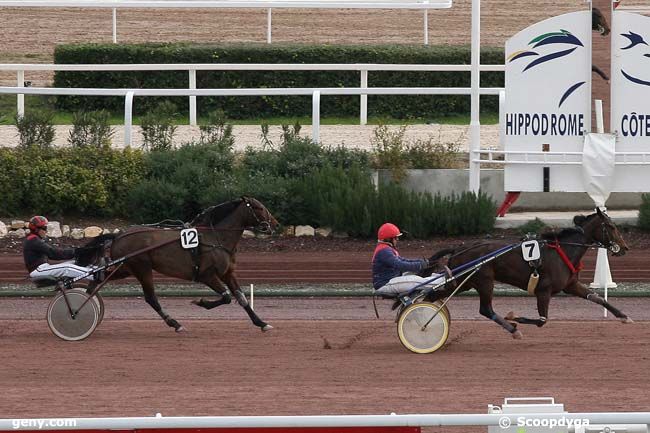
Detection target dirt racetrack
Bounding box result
[2,297,650,422]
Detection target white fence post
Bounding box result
[423,9,429,45]
[124,91,135,147]
[189,69,197,126]
[112,8,117,43]
[360,69,368,125]
[16,70,24,118]
[312,90,320,144]
[267,8,272,43]
[468,0,481,193]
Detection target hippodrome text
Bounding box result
[11,419,77,430]
[505,113,585,136]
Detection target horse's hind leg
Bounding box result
[135,268,184,332]
[192,276,232,310]
[505,287,550,327]
[565,281,633,323]
[222,271,273,332]
[477,285,523,339]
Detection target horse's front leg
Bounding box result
[564,281,633,323]
[192,275,232,310]
[505,286,550,327]
[222,271,273,332]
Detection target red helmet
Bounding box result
[28,216,48,233]
[378,223,402,240]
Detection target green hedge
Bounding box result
[53,43,504,119]
[0,146,145,216]
[0,137,496,236]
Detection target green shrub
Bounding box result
[53,43,504,119]
[639,194,650,231]
[199,109,235,151]
[68,110,114,148]
[14,110,55,148]
[0,146,144,216]
[296,164,496,237]
[405,135,463,169]
[371,124,409,181]
[140,101,178,151]
[517,217,549,236]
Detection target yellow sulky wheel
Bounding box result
[47,288,100,341]
[397,301,450,354]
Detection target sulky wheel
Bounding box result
[432,300,451,322]
[71,282,105,326]
[397,301,450,354]
[47,288,100,341]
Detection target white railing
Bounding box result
[0,412,648,431]
[0,0,452,45]
[0,85,504,147]
[1,62,506,126]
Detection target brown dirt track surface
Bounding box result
[2,296,650,422]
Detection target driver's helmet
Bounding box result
[28,216,48,233]
[378,223,402,241]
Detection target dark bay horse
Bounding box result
[93,197,279,333]
[421,209,631,339]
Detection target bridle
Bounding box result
[242,197,273,234]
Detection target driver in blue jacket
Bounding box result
[372,222,445,296]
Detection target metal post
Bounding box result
[112,8,117,43]
[189,69,197,126]
[468,0,481,193]
[267,8,272,44]
[124,91,135,147]
[312,90,321,144]
[360,70,368,125]
[250,283,254,310]
[17,70,24,118]
[498,90,505,150]
[423,9,429,45]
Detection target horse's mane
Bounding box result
[540,213,598,240]
[190,198,244,226]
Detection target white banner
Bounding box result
[582,133,616,207]
[610,11,650,192]
[504,11,592,192]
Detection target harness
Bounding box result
[546,241,584,275]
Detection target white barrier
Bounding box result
[0,412,648,431]
[0,62,506,126]
[0,85,503,146]
[0,0,452,45]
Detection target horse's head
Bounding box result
[241,196,279,234]
[574,208,629,256]
[592,7,611,36]
[75,234,115,266]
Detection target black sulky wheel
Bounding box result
[47,288,100,341]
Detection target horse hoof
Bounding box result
[512,330,524,340]
[262,324,274,332]
[505,311,516,321]
[175,326,186,333]
[191,299,202,306]
[622,317,634,324]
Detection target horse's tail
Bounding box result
[75,234,116,267]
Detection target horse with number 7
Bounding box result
[419,208,632,339]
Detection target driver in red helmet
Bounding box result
[372,222,445,296]
[23,216,98,284]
